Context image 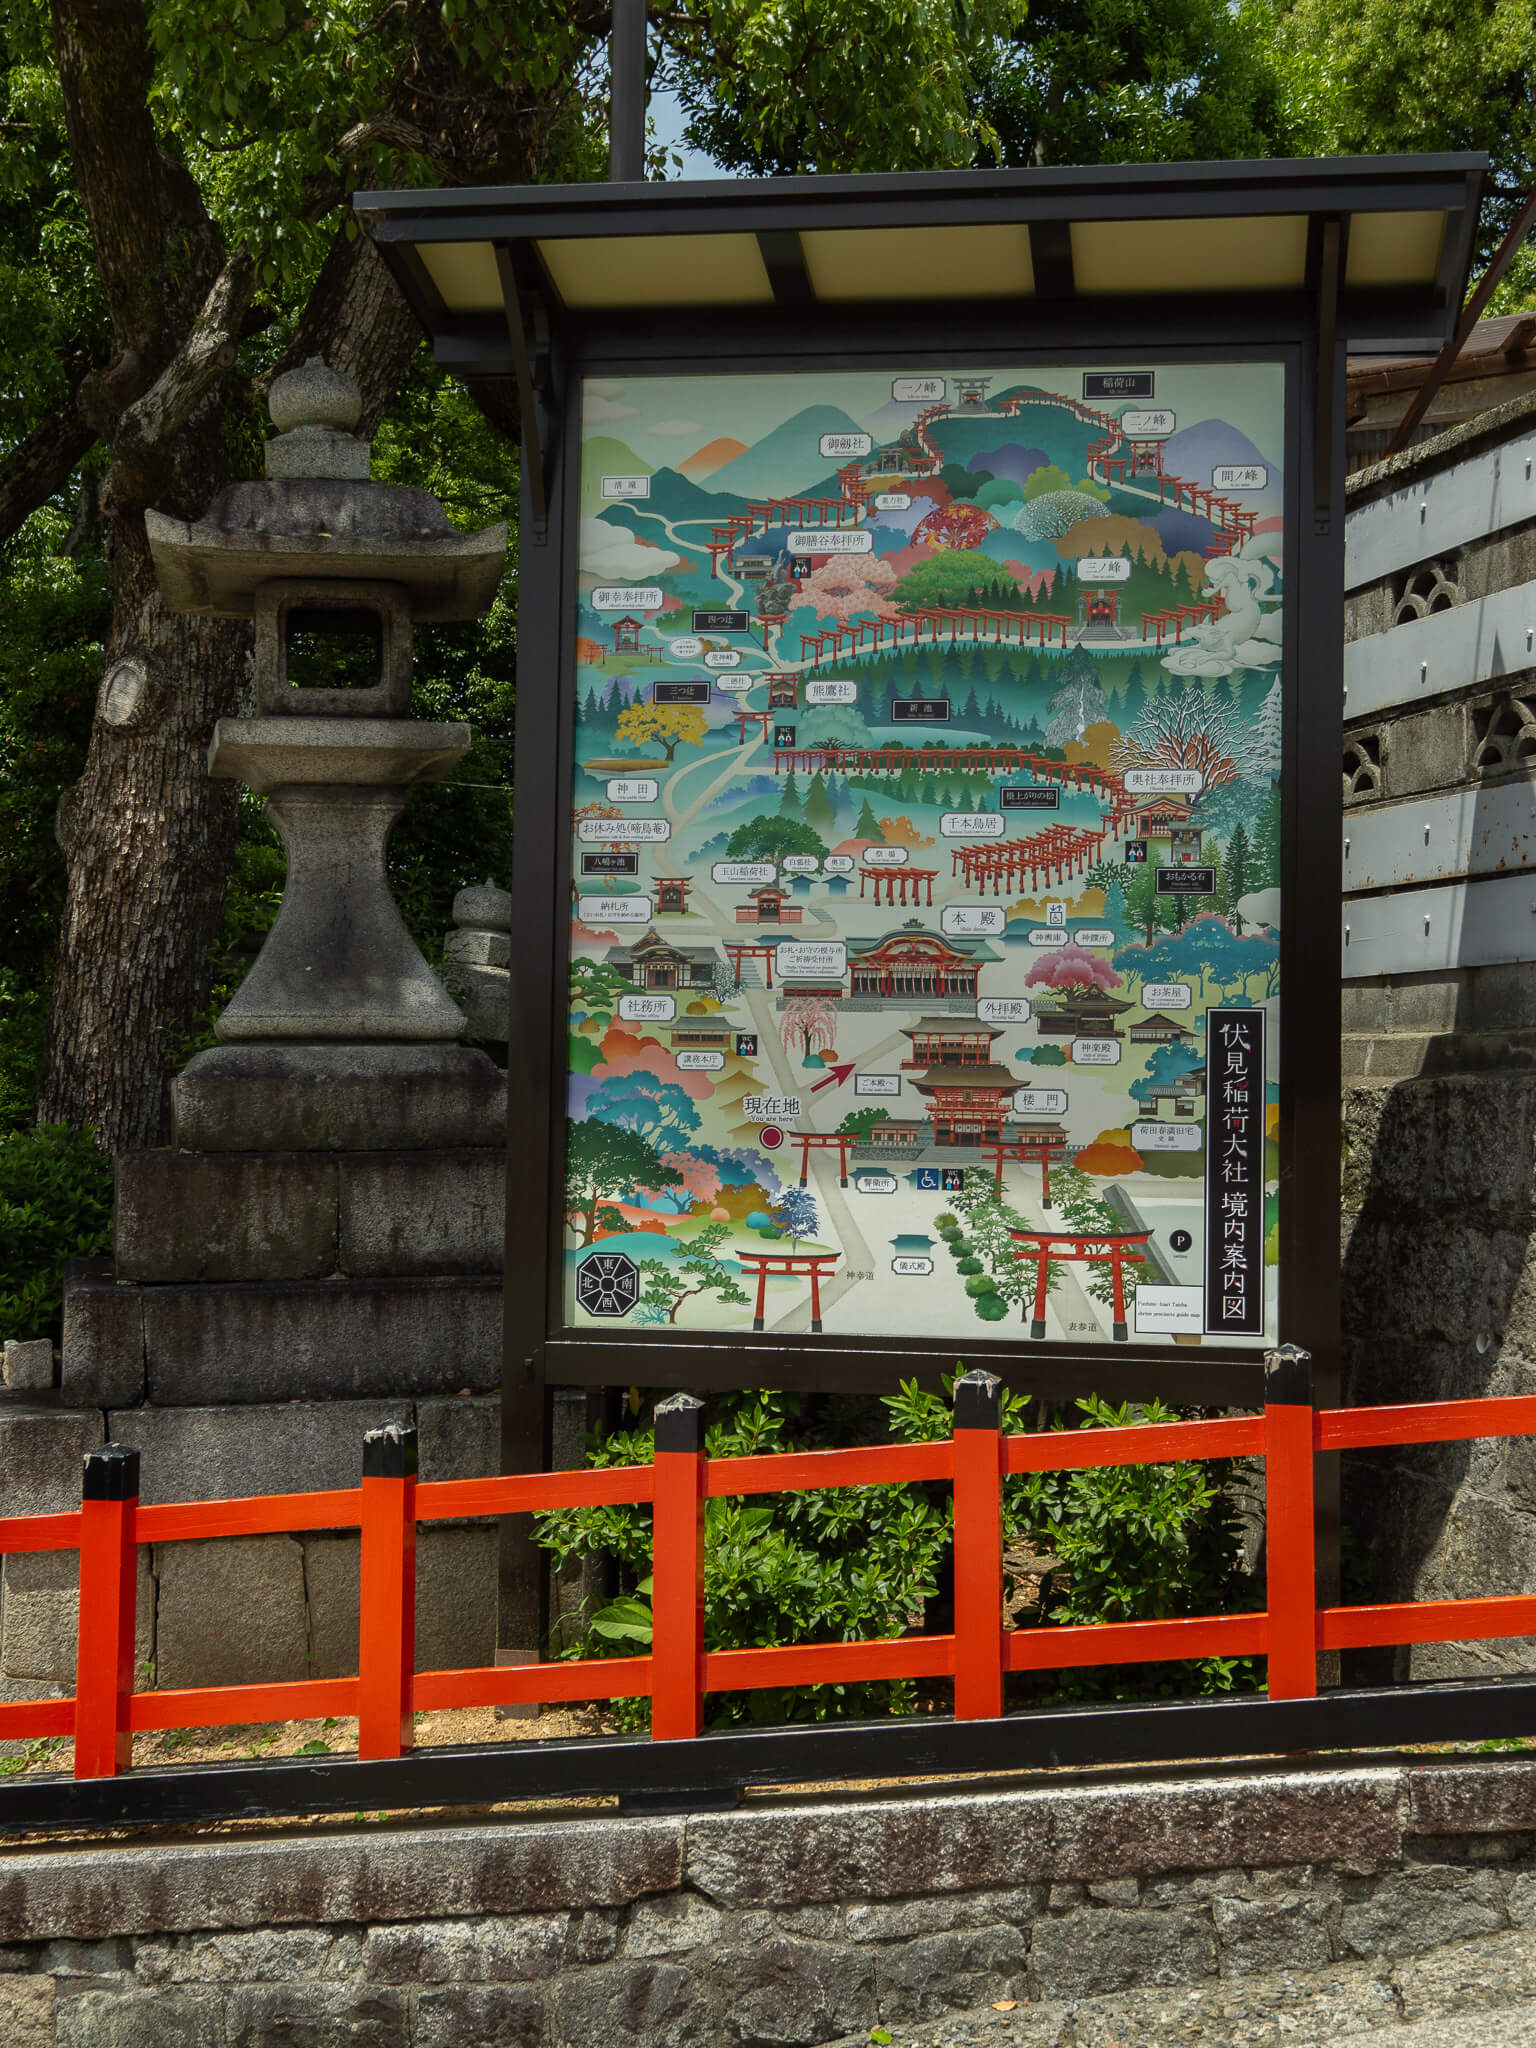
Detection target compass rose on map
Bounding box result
[576,1252,640,1318]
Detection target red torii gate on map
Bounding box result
[733,708,774,743]
[769,746,1118,798]
[725,942,776,989]
[1009,1228,1151,1343]
[738,1249,841,1333]
[858,865,937,907]
[790,1131,855,1188]
[950,825,1107,892]
[981,1131,1070,1205]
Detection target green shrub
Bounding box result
[0,1124,113,1343]
[535,1388,951,1728]
[955,1255,984,1275]
[964,1273,999,1297]
[535,1378,1257,1725]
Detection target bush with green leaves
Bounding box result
[0,1124,113,1344]
[535,1376,1256,1726]
[534,1389,952,1727]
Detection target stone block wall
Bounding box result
[1339,396,1536,1672]
[0,1395,503,1706]
[1,1756,1535,2042]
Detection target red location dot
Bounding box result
[759,1125,785,1150]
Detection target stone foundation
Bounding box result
[3,1756,1536,2043]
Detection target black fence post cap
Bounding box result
[363,1422,419,1479]
[654,1392,705,1454]
[1264,1344,1314,1407]
[83,1443,140,1502]
[954,1369,1004,1430]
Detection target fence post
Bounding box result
[651,1393,706,1740]
[75,1444,139,1779]
[1265,1344,1317,1700]
[359,1422,417,1761]
[952,1369,1005,1721]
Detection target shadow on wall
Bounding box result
[1339,1071,1536,1685]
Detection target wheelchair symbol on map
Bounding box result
[915,1168,941,1191]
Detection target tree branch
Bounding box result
[0,397,98,547]
[107,248,256,508]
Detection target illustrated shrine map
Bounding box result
[564,364,1284,1351]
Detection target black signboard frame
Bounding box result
[507,330,1326,1417]
[355,155,1485,1457]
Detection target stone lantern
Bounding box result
[145,356,508,1146]
[42,361,517,1697]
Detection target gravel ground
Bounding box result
[823,1923,1536,2047]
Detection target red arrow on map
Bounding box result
[809,1062,856,1094]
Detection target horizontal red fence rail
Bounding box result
[10,1352,1536,1780]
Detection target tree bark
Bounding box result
[36,514,249,1150]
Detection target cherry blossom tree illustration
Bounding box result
[779,989,840,1063]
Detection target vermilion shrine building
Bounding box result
[654,877,691,914]
[900,1017,1004,1069]
[910,1064,1022,1147]
[845,921,998,1003]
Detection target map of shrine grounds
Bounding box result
[563,363,1284,1351]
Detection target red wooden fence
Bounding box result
[9,1351,1536,1782]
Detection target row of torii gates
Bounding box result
[950,822,1109,891]
[768,744,1120,799]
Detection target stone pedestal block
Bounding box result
[0,1408,105,1516]
[338,1151,504,1276]
[2,1340,53,1390]
[155,1536,308,1690]
[172,1044,505,1152]
[1,1549,154,1685]
[60,1260,145,1409]
[305,1526,497,1680]
[105,1401,413,1505]
[141,1277,502,1405]
[115,1152,339,1284]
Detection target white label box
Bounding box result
[775,941,847,976]
[788,529,872,554]
[584,896,652,924]
[606,778,658,803]
[676,1050,725,1071]
[591,586,663,612]
[1073,1038,1122,1064]
[941,813,1004,838]
[618,993,675,1022]
[1134,1286,1204,1334]
[1132,1121,1202,1152]
[579,818,670,843]
[855,1074,901,1096]
[600,475,650,498]
[1143,982,1193,1009]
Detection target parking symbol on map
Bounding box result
[576,1252,640,1319]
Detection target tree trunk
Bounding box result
[37,513,249,1150]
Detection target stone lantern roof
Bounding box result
[145,355,506,619]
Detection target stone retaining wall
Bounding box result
[3,1754,1536,2043]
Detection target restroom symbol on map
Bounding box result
[1124,840,1148,864]
[774,725,796,748]
[942,1169,965,1193]
[736,1032,758,1057]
